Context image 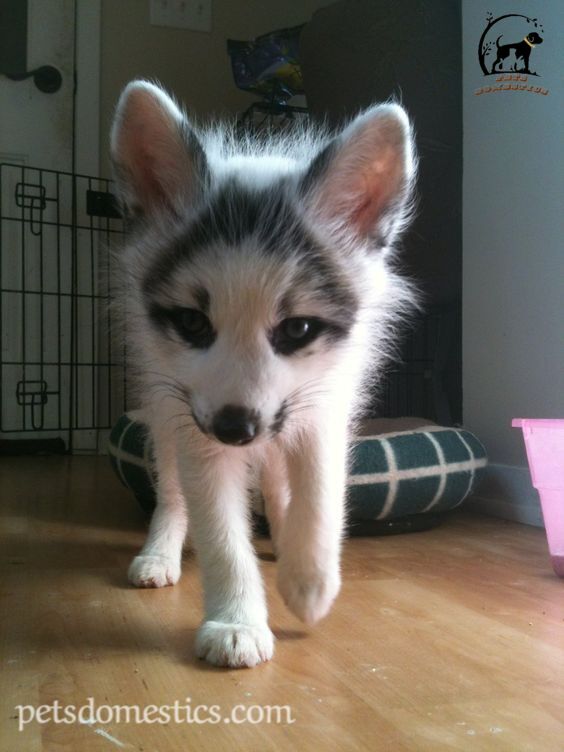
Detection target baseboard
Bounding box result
[465,463,543,528]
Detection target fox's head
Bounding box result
[111,81,416,446]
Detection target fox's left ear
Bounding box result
[110,80,207,218]
[301,104,416,246]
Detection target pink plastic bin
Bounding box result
[513,419,564,577]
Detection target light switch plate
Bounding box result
[150,0,212,33]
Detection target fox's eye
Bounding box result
[170,307,215,348]
[180,309,210,335]
[284,318,310,340]
[271,317,324,355]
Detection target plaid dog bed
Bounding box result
[109,414,487,525]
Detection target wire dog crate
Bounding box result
[0,163,127,454]
[373,303,462,426]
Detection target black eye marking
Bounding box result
[193,286,210,314]
[271,400,288,435]
[150,304,216,349]
[270,317,332,355]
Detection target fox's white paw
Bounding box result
[195,621,274,668]
[128,554,181,588]
[277,561,341,625]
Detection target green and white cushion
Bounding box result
[108,413,156,513]
[348,424,487,519]
[109,414,487,523]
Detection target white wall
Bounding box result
[463,0,564,524]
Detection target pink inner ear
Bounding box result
[349,176,377,236]
[343,149,404,235]
[138,154,169,208]
[114,86,189,213]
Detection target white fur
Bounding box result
[111,81,418,668]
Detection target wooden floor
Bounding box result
[1,456,563,751]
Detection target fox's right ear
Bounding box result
[110,80,207,218]
[300,103,416,248]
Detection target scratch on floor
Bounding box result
[94,728,127,748]
[81,719,128,748]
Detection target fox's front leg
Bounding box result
[277,415,348,624]
[128,411,188,588]
[260,442,290,557]
[179,444,274,668]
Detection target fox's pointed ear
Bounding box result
[110,80,207,217]
[301,104,416,246]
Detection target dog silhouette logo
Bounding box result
[478,13,544,76]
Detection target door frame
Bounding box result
[75,0,101,176]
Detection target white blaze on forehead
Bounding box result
[209,154,300,189]
[164,244,296,331]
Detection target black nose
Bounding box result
[212,405,260,445]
